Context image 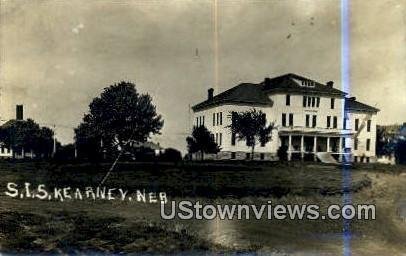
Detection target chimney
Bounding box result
[16,105,23,120]
[326,81,334,88]
[264,77,271,87]
[208,88,214,100]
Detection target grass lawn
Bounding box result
[0,161,405,255]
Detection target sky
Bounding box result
[0,0,405,152]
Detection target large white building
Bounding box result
[191,73,379,163]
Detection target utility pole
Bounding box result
[188,103,191,132]
[74,139,78,159]
[52,124,56,157]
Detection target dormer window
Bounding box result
[300,79,315,87]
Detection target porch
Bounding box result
[279,132,349,162]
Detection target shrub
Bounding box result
[160,148,182,162]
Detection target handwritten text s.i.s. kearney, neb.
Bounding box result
[4,182,167,203]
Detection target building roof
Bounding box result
[131,141,163,150]
[192,83,272,111]
[192,73,347,111]
[261,73,347,97]
[344,97,379,113]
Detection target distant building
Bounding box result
[0,104,31,159]
[191,73,379,162]
[0,142,13,158]
[130,141,164,156]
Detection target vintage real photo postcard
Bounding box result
[0,0,405,255]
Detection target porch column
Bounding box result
[313,136,317,161]
[288,135,292,161]
[338,137,343,162]
[300,135,304,160]
[327,137,330,152]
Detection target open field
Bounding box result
[0,161,405,255]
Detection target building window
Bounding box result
[196,117,198,127]
[286,94,291,106]
[355,119,359,131]
[354,138,358,150]
[307,97,311,107]
[354,156,358,163]
[327,116,331,128]
[219,112,223,126]
[202,116,205,126]
[311,97,315,107]
[306,115,310,127]
[303,96,307,107]
[366,139,370,151]
[215,133,218,144]
[216,113,219,125]
[367,120,371,132]
[231,152,236,159]
[219,133,223,146]
[343,118,347,129]
[312,115,317,128]
[331,98,335,109]
[366,157,370,163]
[1,147,4,154]
[246,153,250,159]
[316,97,320,107]
[213,113,215,126]
[231,132,236,146]
[289,113,293,127]
[282,113,287,127]
[333,116,337,128]
[260,153,265,160]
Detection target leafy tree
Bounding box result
[376,126,394,156]
[75,81,164,159]
[228,109,274,160]
[74,121,104,161]
[277,144,288,162]
[0,119,54,158]
[376,125,406,157]
[34,127,55,158]
[395,124,406,164]
[395,139,406,164]
[54,143,76,161]
[186,126,220,160]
